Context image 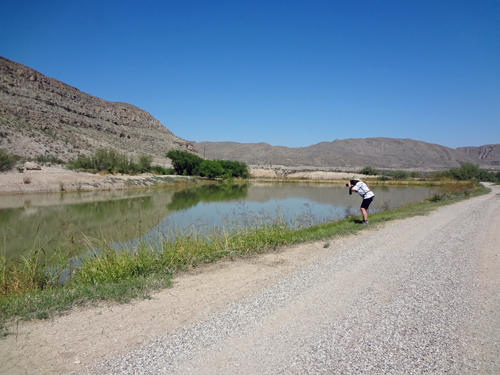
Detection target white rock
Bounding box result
[25,162,41,170]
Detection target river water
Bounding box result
[0,182,441,260]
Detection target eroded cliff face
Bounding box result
[456,145,500,166]
[0,56,197,161]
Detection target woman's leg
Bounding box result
[360,197,373,222]
[360,207,368,221]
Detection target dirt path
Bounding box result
[1,185,499,374]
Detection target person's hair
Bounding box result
[350,179,359,186]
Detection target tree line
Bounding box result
[166,150,249,179]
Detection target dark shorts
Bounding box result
[361,196,374,210]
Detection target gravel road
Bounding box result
[85,183,500,375]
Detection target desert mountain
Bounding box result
[0,56,197,162]
[456,145,500,166]
[197,138,490,170]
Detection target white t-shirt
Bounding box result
[353,181,374,199]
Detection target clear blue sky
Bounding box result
[1,0,499,148]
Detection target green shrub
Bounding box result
[449,163,481,180]
[93,148,124,173]
[199,160,224,179]
[427,194,443,202]
[432,163,498,182]
[35,154,64,165]
[388,170,410,179]
[166,150,203,176]
[67,148,153,175]
[0,149,16,171]
[359,166,380,175]
[216,160,250,178]
[138,155,153,173]
[116,155,140,175]
[430,170,453,179]
[66,154,92,170]
[151,165,175,175]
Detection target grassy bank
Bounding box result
[0,181,489,331]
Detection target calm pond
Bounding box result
[0,183,441,260]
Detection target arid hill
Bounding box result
[0,56,197,162]
[456,144,500,166]
[197,138,488,170]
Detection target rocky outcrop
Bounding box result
[0,56,197,161]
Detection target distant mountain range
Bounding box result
[1,56,498,171]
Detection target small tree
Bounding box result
[448,163,481,181]
[166,150,203,176]
[217,160,249,178]
[199,160,224,179]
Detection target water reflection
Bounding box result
[0,183,440,260]
[167,184,249,211]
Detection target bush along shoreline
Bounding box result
[0,180,489,331]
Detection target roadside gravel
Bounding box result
[87,184,500,375]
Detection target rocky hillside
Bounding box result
[0,56,197,162]
[197,138,488,170]
[456,145,500,166]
